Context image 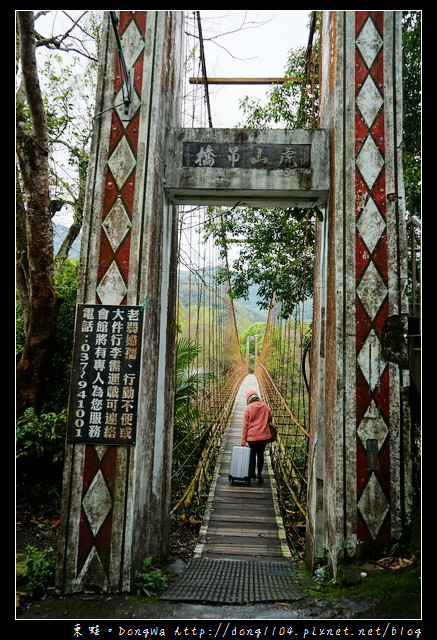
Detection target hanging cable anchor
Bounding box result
[110,11,134,120]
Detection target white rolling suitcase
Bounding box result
[228,445,252,486]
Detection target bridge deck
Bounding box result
[194,373,290,562]
[161,375,304,604]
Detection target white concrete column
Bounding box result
[56,11,184,593]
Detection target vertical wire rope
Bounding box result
[292,312,299,418]
[171,12,250,519]
[298,213,311,423]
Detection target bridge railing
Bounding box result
[170,363,247,521]
[255,293,311,554]
[256,362,309,554]
[173,198,247,523]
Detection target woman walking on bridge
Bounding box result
[241,390,273,483]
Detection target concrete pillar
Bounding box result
[56,11,184,593]
[307,11,411,571]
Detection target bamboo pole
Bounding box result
[189,76,301,85]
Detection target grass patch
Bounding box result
[302,561,421,619]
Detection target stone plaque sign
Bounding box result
[165,128,330,207]
[67,304,143,445]
[183,142,311,170]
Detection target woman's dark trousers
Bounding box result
[248,440,269,479]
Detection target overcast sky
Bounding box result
[188,10,311,127]
[42,10,312,229]
[36,10,311,130]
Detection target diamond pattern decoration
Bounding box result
[82,470,113,536]
[76,546,108,589]
[358,472,389,540]
[357,329,385,391]
[96,260,128,304]
[356,261,387,321]
[356,16,383,68]
[107,136,136,190]
[356,75,383,128]
[96,12,145,306]
[102,199,132,252]
[356,197,386,253]
[354,13,391,548]
[119,18,146,68]
[79,12,147,581]
[357,400,388,450]
[114,85,141,123]
[77,445,118,577]
[356,135,384,190]
[81,11,147,584]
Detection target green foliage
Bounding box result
[37,14,101,190]
[50,259,79,410]
[16,291,25,357]
[19,545,56,599]
[174,337,213,415]
[16,258,77,507]
[237,43,317,130]
[312,540,355,589]
[204,12,420,325]
[205,206,316,320]
[172,338,212,485]
[16,258,79,410]
[201,34,320,320]
[240,322,267,358]
[16,408,67,508]
[402,11,421,216]
[240,322,267,372]
[16,408,66,463]
[134,557,168,598]
[304,554,421,619]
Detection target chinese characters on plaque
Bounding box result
[67,305,143,445]
[183,142,311,170]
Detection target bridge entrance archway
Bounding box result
[56,10,411,594]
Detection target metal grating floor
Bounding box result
[160,558,305,604]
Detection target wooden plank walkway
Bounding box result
[194,374,291,563]
[161,374,305,604]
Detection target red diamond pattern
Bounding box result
[354,12,390,547]
[96,12,145,304]
[77,446,118,576]
[78,11,147,581]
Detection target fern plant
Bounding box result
[134,557,168,598]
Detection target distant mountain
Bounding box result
[177,268,268,328]
[52,232,311,325]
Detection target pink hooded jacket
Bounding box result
[241,390,272,445]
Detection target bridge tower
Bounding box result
[55,10,411,593]
[307,11,411,570]
[56,11,184,593]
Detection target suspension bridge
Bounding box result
[169,198,312,532]
[162,374,305,604]
[56,11,418,598]
[158,176,315,602]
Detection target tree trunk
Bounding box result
[16,11,57,413]
[16,179,29,335]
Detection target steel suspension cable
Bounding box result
[256,212,314,544]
